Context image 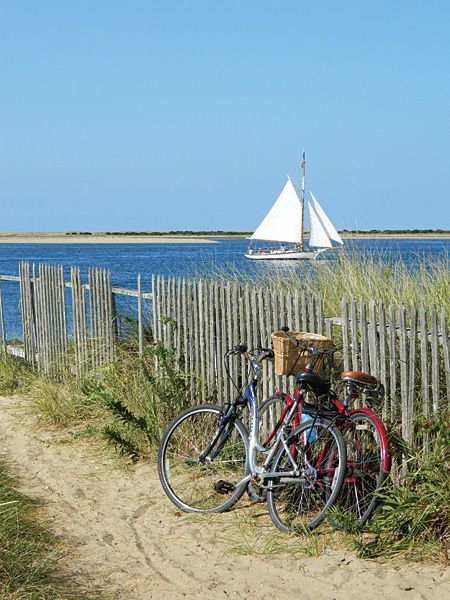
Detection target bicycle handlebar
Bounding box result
[226,344,274,362]
[256,348,275,361]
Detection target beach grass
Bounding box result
[351,421,450,562]
[0,454,102,600]
[210,250,449,316]
[0,341,192,458]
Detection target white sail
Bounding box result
[310,192,344,245]
[250,177,303,243]
[308,201,333,248]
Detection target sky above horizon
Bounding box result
[1,1,450,232]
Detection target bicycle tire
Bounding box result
[267,418,346,532]
[330,410,390,527]
[158,404,249,513]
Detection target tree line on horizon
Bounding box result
[64,228,450,236]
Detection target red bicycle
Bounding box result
[253,328,391,527]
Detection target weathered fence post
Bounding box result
[137,273,143,358]
[441,307,450,417]
[0,282,6,354]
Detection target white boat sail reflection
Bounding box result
[245,153,344,260]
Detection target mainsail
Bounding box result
[250,177,303,244]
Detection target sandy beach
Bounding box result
[0,394,447,600]
[0,232,448,244]
[0,233,219,244]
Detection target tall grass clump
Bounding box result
[0,454,55,597]
[0,454,101,599]
[0,336,192,459]
[352,421,449,562]
[0,354,103,430]
[27,372,103,429]
[216,251,450,317]
[0,353,32,396]
[88,341,191,459]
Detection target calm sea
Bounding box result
[0,238,448,338]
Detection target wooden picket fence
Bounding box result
[151,275,450,440]
[0,265,448,441]
[0,262,150,375]
[338,297,450,444]
[151,275,327,407]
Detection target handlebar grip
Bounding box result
[234,342,248,354]
[254,348,274,362]
[281,325,289,333]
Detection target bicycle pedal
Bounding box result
[214,480,235,494]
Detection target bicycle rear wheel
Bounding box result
[267,418,346,532]
[333,410,390,527]
[158,404,249,513]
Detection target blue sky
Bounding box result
[1,1,449,231]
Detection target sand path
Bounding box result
[0,395,448,600]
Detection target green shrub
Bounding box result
[352,422,450,562]
[97,341,191,458]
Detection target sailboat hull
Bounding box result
[245,248,329,260]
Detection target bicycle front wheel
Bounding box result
[158,404,249,513]
[267,418,346,532]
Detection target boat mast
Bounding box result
[299,150,305,250]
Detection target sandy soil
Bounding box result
[0,395,448,600]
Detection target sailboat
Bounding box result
[245,152,344,260]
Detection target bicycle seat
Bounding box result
[295,372,331,396]
[339,370,378,387]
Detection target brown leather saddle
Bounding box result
[339,370,379,387]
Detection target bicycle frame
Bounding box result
[239,376,303,485]
[266,386,391,475]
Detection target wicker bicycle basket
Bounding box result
[271,331,334,376]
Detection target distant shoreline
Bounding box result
[0,234,219,244]
[0,231,448,244]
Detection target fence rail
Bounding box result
[0,264,448,437]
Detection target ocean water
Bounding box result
[0,238,448,338]
[0,238,448,285]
